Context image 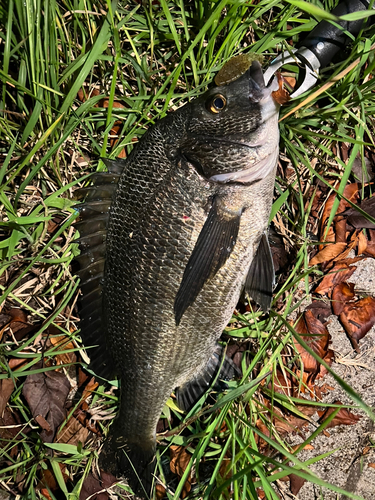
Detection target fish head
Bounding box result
[181,60,280,184]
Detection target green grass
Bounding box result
[0,0,375,499]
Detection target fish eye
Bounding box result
[207,94,227,114]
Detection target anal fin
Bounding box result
[175,346,241,412]
[244,232,275,311]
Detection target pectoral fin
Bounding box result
[174,197,241,326]
[244,232,275,311]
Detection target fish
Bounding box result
[75,59,281,497]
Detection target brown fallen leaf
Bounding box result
[35,415,52,434]
[274,401,316,437]
[170,445,191,477]
[50,335,77,366]
[317,349,335,379]
[79,471,117,500]
[331,282,355,316]
[334,217,347,243]
[56,416,90,446]
[155,484,166,499]
[346,195,375,229]
[368,463,375,469]
[365,229,375,257]
[291,443,314,452]
[358,230,368,255]
[315,262,356,296]
[7,308,28,323]
[8,358,28,371]
[306,300,333,323]
[294,310,331,376]
[318,403,361,428]
[219,457,232,480]
[170,446,192,498]
[82,377,99,402]
[0,313,11,329]
[40,489,53,500]
[289,473,306,495]
[271,73,291,105]
[0,378,14,416]
[23,365,70,442]
[339,296,375,351]
[270,370,293,397]
[309,242,347,266]
[319,183,360,246]
[0,407,23,458]
[39,462,68,493]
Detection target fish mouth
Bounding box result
[209,146,279,184]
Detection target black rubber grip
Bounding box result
[299,0,371,68]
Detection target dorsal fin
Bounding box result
[74,159,126,379]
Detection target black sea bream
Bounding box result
[75,59,280,496]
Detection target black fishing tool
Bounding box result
[264,0,374,97]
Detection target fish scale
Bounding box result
[76,60,281,496]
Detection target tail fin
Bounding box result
[99,426,156,498]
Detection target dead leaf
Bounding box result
[8,308,28,323]
[271,73,290,105]
[294,310,331,375]
[315,262,356,296]
[40,489,53,500]
[289,473,306,495]
[365,229,375,257]
[39,463,68,493]
[317,349,335,379]
[35,415,52,433]
[319,183,360,245]
[270,370,295,397]
[50,335,77,365]
[0,378,14,416]
[306,300,332,323]
[56,416,90,446]
[155,484,166,499]
[0,407,22,458]
[82,377,99,402]
[368,463,375,469]
[310,242,347,266]
[79,472,117,500]
[170,446,191,477]
[8,358,28,371]
[170,446,192,498]
[318,403,361,428]
[23,365,70,442]
[339,296,375,351]
[334,217,347,243]
[219,457,232,480]
[78,367,90,388]
[331,282,355,316]
[358,230,368,255]
[347,195,375,229]
[0,313,11,329]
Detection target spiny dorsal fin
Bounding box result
[74,159,126,379]
[174,196,241,326]
[244,232,275,311]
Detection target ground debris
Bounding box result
[22,364,70,442]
